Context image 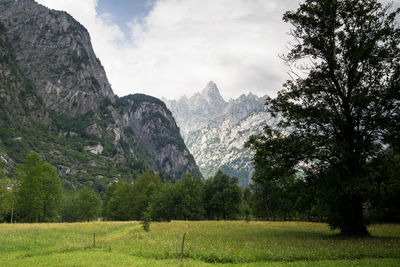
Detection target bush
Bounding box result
[141,205,152,232]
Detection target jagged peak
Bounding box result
[200,81,227,105]
[204,81,218,91]
[232,92,256,103]
[201,81,219,96]
[177,94,189,103]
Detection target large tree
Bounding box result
[247,0,399,235]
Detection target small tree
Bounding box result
[141,205,152,232]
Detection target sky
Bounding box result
[96,0,154,34]
[35,0,399,101]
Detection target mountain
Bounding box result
[164,82,275,187]
[165,82,228,135]
[0,0,114,116]
[0,0,201,191]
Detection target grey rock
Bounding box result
[117,94,202,179]
[165,82,276,187]
[0,0,115,116]
[84,144,103,155]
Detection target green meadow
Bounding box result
[0,221,399,266]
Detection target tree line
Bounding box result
[0,153,249,223]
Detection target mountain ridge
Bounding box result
[164,82,273,187]
[0,0,202,190]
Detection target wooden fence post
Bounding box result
[93,232,96,248]
[180,232,186,259]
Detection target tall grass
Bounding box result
[0,221,399,266]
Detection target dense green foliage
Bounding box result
[0,221,399,266]
[59,188,100,222]
[0,172,14,222]
[247,0,400,235]
[171,174,205,220]
[76,188,101,222]
[102,171,244,222]
[101,182,136,221]
[367,150,400,222]
[203,171,242,220]
[141,205,152,232]
[16,153,62,222]
[1,147,246,223]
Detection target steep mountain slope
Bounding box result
[0,0,201,190]
[0,19,47,171]
[164,82,274,187]
[0,0,114,116]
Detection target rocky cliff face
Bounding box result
[0,0,114,116]
[116,94,201,178]
[0,21,30,119]
[0,0,201,187]
[164,82,275,187]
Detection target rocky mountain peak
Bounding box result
[237,92,257,101]
[200,81,226,106]
[202,81,220,96]
[164,82,229,136]
[165,84,273,187]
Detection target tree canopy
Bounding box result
[17,153,62,222]
[0,172,14,222]
[203,170,242,220]
[247,0,400,235]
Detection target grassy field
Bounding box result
[0,221,399,266]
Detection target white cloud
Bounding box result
[36,0,301,100]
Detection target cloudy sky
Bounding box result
[35,0,399,100]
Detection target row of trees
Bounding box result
[102,171,245,222]
[0,153,248,223]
